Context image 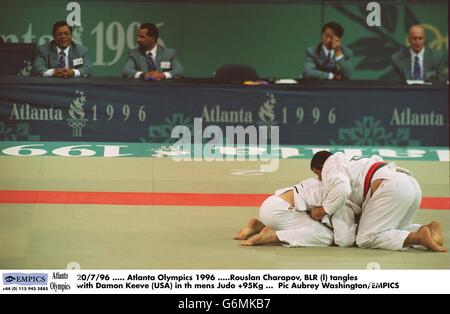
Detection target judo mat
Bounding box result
[0,144,449,269]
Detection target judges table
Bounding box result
[0,44,36,76]
[0,76,448,146]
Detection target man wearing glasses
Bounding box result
[32,21,92,78]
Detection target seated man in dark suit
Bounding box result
[32,21,92,78]
[303,22,353,80]
[391,24,445,83]
[122,23,184,80]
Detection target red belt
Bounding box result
[363,162,387,199]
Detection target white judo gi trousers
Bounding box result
[356,172,422,251]
[259,195,333,247]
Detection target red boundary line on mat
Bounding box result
[0,190,448,209]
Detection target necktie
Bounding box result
[324,51,333,71]
[58,51,66,68]
[413,55,421,80]
[146,52,156,71]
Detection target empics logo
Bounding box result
[4,275,15,283]
[3,273,48,286]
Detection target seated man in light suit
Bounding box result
[122,23,184,80]
[391,24,445,83]
[32,21,92,78]
[303,22,353,80]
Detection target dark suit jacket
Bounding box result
[303,44,353,80]
[391,47,445,82]
[122,45,184,78]
[32,41,92,77]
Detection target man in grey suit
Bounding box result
[32,21,92,78]
[303,22,353,80]
[122,23,184,80]
[391,24,445,83]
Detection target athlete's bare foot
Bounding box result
[424,221,443,246]
[234,218,265,240]
[405,226,447,252]
[240,226,281,246]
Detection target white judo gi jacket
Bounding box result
[321,152,421,250]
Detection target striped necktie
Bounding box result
[413,55,421,80]
[58,51,66,68]
[146,52,156,71]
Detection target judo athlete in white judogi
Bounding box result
[309,151,446,252]
[235,178,334,247]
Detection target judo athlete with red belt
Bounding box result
[309,151,446,252]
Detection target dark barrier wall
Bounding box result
[1,0,448,79]
[0,78,447,147]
